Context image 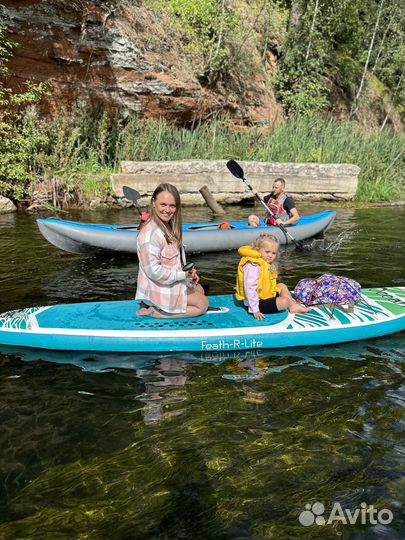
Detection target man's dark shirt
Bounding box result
[264,192,296,218]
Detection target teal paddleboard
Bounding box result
[0,288,404,353]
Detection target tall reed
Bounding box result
[112,115,404,201]
[15,109,404,202]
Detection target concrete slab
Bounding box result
[111,160,359,205]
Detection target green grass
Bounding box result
[111,115,404,202]
[2,110,404,203]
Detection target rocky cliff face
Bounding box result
[0,0,281,125]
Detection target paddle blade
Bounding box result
[226,159,245,179]
[123,186,141,205]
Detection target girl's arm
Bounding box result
[244,263,261,316]
[137,227,186,285]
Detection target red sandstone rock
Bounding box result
[0,0,281,125]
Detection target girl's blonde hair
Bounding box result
[252,234,279,272]
[149,183,183,245]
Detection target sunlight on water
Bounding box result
[1,335,404,540]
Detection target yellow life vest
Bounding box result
[235,246,280,301]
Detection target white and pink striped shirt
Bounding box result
[135,221,187,313]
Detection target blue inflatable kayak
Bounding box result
[37,211,336,255]
[0,287,403,353]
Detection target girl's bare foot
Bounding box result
[290,303,311,314]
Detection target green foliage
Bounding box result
[1,106,403,202]
[0,26,52,199]
[367,0,405,112]
[275,52,329,115]
[1,2,404,203]
[275,0,367,115]
[0,26,51,112]
[0,111,49,199]
[255,1,289,63]
[255,115,405,201]
[42,107,114,177]
[112,113,404,202]
[0,24,13,75]
[99,112,403,202]
[149,0,405,119]
[273,0,405,118]
[163,0,238,84]
[0,104,115,200]
[0,101,51,199]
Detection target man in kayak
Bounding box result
[248,177,300,227]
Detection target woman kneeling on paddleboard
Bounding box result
[136,183,208,318]
[236,234,310,320]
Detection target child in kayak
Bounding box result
[236,234,310,320]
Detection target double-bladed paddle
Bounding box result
[226,159,305,250]
[123,186,142,210]
[122,186,233,231]
[113,186,149,230]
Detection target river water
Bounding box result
[0,204,404,540]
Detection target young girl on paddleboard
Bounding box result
[236,234,310,320]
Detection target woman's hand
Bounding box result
[253,311,265,320]
[190,267,200,285]
[186,267,199,287]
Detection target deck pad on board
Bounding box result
[34,296,288,332]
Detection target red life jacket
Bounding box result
[265,194,289,226]
[139,211,150,229]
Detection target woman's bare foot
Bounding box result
[136,306,153,316]
[147,307,162,318]
[137,306,164,318]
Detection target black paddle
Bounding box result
[122,186,142,211]
[226,160,305,250]
[123,187,232,231]
[112,186,149,230]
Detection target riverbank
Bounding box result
[1,113,404,209]
[1,189,404,215]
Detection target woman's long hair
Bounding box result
[149,183,183,246]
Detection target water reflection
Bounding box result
[2,333,404,369]
[222,356,330,381]
[1,332,404,539]
[135,359,188,425]
[42,257,137,302]
[1,334,404,540]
